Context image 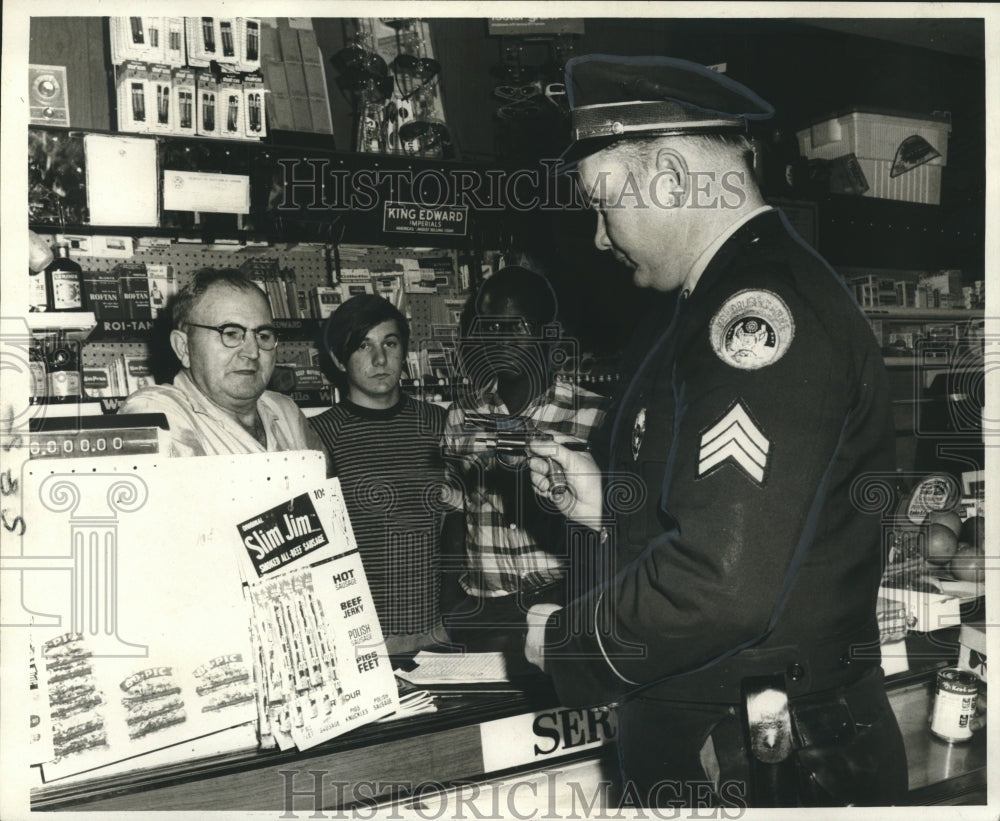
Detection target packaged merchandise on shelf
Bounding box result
[146,264,176,320]
[29,273,49,313]
[82,365,119,399]
[164,17,186,67]
[220,74,245,140]
[264,276,289,318]
[115,264,152,321]
[82,272,124,320]
[419,256,459,293]
[239,19,263,73]
[218,19,239,63]
[110,17,164,65]
[918,270,964,308]
[116,61,152,134]
[296,290,309,317]
[148,64,175,134]
[371,274,405,310]
[283,275,300,319]
[310,286,342,319]
[895,281,917,308]
[123,354,156,395]
[195,70,220,137]
[186,17,220,66]
[403,268,438,295]
[80,352,131,399]
[186,17,261,72]
[339,267,374,284]
[339,282,374,301]
[110,17,187,67]
[171,68,197,136]
[849,274,898,309]
[112,21,264,138]
[241,258,300,317]
[243,73,267,139]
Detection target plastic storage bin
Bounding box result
[796,108,951,204]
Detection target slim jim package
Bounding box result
[227,479,400,751]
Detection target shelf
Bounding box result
[27,312,97,332]
[866,308,984,320]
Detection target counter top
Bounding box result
[31,629,987,811]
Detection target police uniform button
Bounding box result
[611,121,624,134]
[787,663,805,681]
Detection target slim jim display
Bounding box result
[930,668,979,743]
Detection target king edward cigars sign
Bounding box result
[383,201,469,237]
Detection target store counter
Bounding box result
[31,629,986,812]
[30,679,620,813]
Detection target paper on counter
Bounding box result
[394,651,510,684]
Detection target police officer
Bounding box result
[523,55,908,807]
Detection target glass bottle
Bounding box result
[45,337,81,399]
[46,243,85,311]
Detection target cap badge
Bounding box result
[710,289,795,370]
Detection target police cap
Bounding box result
[561,54,774,165]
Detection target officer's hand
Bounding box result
[526,434,604,525]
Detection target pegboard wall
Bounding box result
[67,243,334,292]
[42,238,466,300]
[39,237,473,400]
[30,232,481,407]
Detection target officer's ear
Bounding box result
[170,328,191,369]
[654,148,689,206]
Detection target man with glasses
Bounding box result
[442,266,606,656]
[120,268,324,458]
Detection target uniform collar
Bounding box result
[683,205,775,296]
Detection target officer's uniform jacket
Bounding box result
[546,209,895,706]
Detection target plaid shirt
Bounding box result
[444,379,607,597]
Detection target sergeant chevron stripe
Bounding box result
[698,402,770,484]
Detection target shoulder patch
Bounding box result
[710,289,795,370]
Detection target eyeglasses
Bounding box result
[184,322,279,350]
